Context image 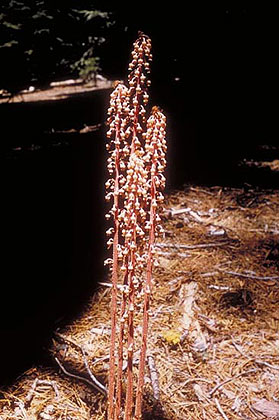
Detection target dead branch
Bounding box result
[147,355,160,401]
[220,270,279,282]
[25,378,39,406]
[55,332,82,352]
[208,368,258,397]
[25,378,59,407]
[98,282,114,288]
[167,207,205,223]
[156,241,229,250]
[80,347,108,395]
[200,271,219,278]
[231,338,279,371]
[214,398,230,420]
[166,207,215,224]
[54,356,107,396]
[55,356,96,388]
[165,207,190,216]
[207,284,231,290]
[54,334,107,396]
[157,250,190,258]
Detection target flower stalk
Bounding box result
[134,107,167,420]
[105,81,129,420]
[105,33,167,420]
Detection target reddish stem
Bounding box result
[134,165,156,420]
[114,267,128,420]
[107,110,121,420]
[124,248,136,420]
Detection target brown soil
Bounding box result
[1,178,279,419]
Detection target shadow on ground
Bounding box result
[0,91,110,385]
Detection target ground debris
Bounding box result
[1,184,279,419]
[252,399,279,418]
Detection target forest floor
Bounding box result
[0,77,112,104]
[1,150,279,419]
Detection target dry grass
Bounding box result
[1,184,279,419]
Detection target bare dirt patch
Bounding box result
[0,78,112,104]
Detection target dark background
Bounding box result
[0,4,278,384]
[1,3,278,169]
[101,4,277,183]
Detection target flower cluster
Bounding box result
[144,106,167,234]
[105,81,129,202]
[105,32,167,420]
[128,32,152,154]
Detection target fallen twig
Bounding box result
[157,250,190,258]
[55,357,95,388]
[168,207,205,222]
[54,356,107,396]
[214,397,230,420]
[25,378,59,407]
[220,270,279,282]
[54,333,107,396]
[147,355,160,401]
[200,271,219,278]
[156,241,229,250]
[25,378,40,406]
[231,338,279,371]
[208,368,258,397]
[80,347,108,395]
[166,207,215,223]
[166,207,190,216]
[55,332,82,352]
[207,284,231,291]
[98,281,114,288]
